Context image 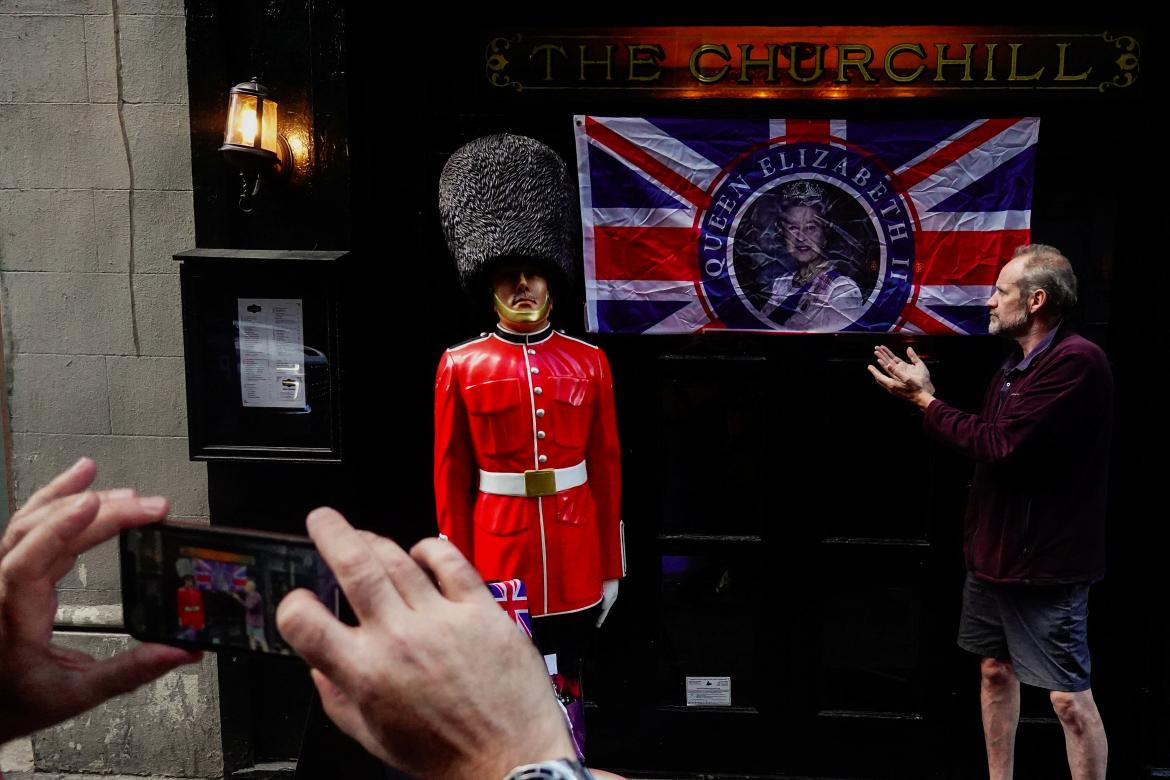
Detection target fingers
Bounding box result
[6,493,168,590]
[2,487,146,561]
[12,457,96,521]
[867,364,901,393]
[357,531,438,611]
[595,604,611,628]
[305,508,398,624]
[276,588,361,685]
[73,643,200,712]
[97,488,137,502]
[69,495,168,556]
[409,538,491,605]
[48,553,79,583]
[0,493,100,588]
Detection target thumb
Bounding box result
[907,346,923,365]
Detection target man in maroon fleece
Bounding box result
[869,244,1112,780]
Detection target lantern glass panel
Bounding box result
[224,93,260,148]
[260,99,279,156]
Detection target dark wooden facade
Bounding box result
[183,6,1163,778]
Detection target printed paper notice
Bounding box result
[685,676,731,707]
[237,298,307,409]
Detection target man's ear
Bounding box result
[1028,287,1047,315]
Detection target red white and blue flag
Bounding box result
[193,559,250,592]
[574,116,1039,334]
[488,579,533,637]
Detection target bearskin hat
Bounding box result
[438,133,577,298]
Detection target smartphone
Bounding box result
[120,521,339,657]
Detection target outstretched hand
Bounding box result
[0,457,200,744]
[868,345,937,410]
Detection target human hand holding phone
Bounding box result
[276,508,577,780]
[0,458,199,744]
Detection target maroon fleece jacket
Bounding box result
[923,327,1113,584]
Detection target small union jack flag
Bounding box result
[193,559,250,592]
[487,579,532,638]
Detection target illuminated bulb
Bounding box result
[239,108,258,145]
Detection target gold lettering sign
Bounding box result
[480,27,1141,99]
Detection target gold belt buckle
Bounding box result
[523,468,557,497]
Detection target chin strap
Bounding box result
[494,292,551,324]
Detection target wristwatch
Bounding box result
[501,758,594,779]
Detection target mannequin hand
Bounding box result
[596,579,620,627]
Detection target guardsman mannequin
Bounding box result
[434,134,624,756]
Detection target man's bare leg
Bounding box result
[981,657,1020,780]
[1051,689,1107,780]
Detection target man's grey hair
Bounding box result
[1012,243,1078,318]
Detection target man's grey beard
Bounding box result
[989,306,1030,337]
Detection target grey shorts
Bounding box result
[957,572,1092,693]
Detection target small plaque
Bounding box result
[685,676,731,707]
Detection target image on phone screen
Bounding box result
[121,522,339,656]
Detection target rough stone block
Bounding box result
[118,0,183,14]
[30,633,222,778]
[12,432,208,517]
[56,536,120,591]
[0,737,33,775]
[55,591,125,616]
[122,103,192,190]
[0,104,128,189]
[0,189,101,272]
[93,189,132,273]
[131,189,194,273]
[9,353,110,434]
[1,271,135,354]
[83,14,118,103]
[0,0,110,12]
[131,272,183,356]
[0,16,88,103]
[107,355,187,436]
[117,14,188,103]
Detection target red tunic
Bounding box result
[177,586,205,630]
[434,325,624,616]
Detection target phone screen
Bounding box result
[121,522,339,657]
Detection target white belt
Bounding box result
[479,460,587,498]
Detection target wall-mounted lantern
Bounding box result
[219,77,292,212]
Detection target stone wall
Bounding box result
[0,0,222,775]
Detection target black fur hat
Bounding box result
[438,133,577,298]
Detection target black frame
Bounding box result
[176,249,347,463]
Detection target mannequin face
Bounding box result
[492,264,552,329]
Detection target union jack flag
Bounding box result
[574,116,1039,334]
[193,559,250,592]
[488,579,533,637]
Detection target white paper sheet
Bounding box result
[685,676,731,707]
[237,298,307,409]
